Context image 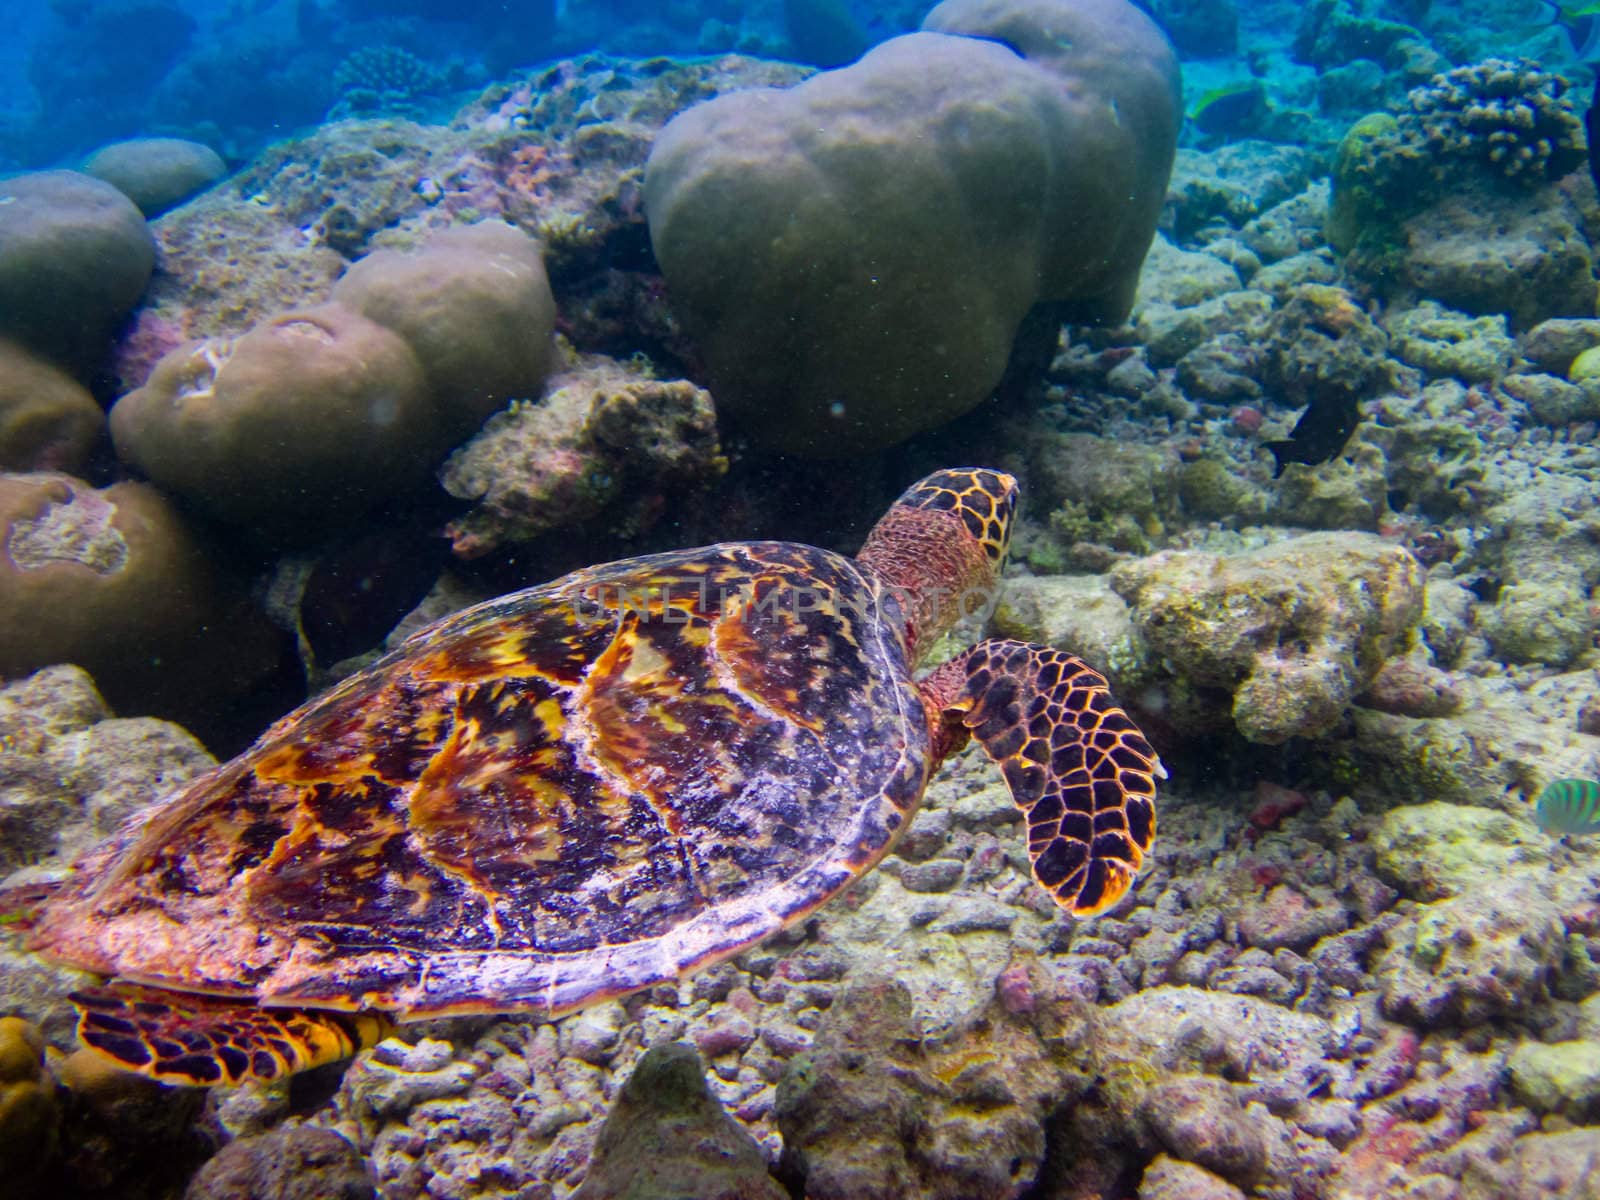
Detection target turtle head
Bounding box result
[857,468,1018,663]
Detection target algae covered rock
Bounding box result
[1029,432,1181,553]
[0,665,214,875]
[1384,301,1514,383]
[1490,1128,1600,1197]
[440,349,725,558]
[182,1126,373,1200]
[0,170,155,371]
[1375,873,1570,1027]
[645,0,1179,453]
[1095,985,1353,1105]
[1508,1040,1600,1122]
[1398,187,1594,330]
[776,969,1096,1199]
[1110,531,1423,743]
[1258,282,1391,406]
[1371,802,1551,902]
[1269,438,1389,531]
[990,573,1154,694]
[1475,470,1600,668]
[82,137,227,218]
[1138,1155,1249,1200]
[1136,1074,1267,1190]
[571,1043,785,1200]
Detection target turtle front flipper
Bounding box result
[70,984,394,1087]
[925,639,1164,917]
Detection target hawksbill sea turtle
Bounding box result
[18,468,1163,1087]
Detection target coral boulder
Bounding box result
[645,0,1179,454]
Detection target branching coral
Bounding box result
[331,46,445,117]
[1403,58,1584,183]
[1328,58,1587,265]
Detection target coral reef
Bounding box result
[439,347,726,558]
[328,221,557,441]
[0,474,279,722]
[112,223,557,544]
[110,305,436,537]
[1402,59,1583,183]
[9,16,1600,1198]
[1328,59,1592,327]
[330,46,446,119]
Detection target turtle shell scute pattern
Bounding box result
[31,542,931,1019]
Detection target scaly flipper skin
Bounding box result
[71,983,394,1086]
[924,639,1164,916]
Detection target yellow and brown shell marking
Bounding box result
[29,466,1162,1087]
[32,543,930,1031]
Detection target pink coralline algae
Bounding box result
[996,963,1037,1016]
[112,309,190,393]
[1248,781,1309,832]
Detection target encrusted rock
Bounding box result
[1137,1154,1249,1200]
[775,968,1095,1200]
[1371,802,1550,902]
[1507,1039,1600,1122]
[1235,885,1349,954]
[1137,1074,1267,1189]
[439,346,725,558]
[183,1126,374,1200]
[1375,874,1571,1027]
[571,1042,785,1200]
[1110,532,1423,743]
[0,665,214,879]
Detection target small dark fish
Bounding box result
[1536,778,1600,835]
[1265,386,1362,477]
[1190,81,1268,138]
[1588,74,1600,197]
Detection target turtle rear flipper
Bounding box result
[71,984,394,1087]
[929,639,1163,916]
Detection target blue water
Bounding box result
[0,0,914,170]
[2,0,1592,172]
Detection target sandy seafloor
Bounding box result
[7,1,1600,1198]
